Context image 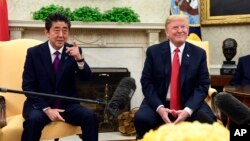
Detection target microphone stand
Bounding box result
[98,74,115,131]
[0,87,106,105]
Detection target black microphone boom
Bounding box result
[108,77,136,120]
[214,92,250,125]
[0,87,105,105]
[1,76,137,120]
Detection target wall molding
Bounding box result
[9,20,166,48]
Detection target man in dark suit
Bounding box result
[134,14,216,139]
[230,55,250,86]
[21,13,98,141]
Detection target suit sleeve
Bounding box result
[22,48,49,110]
[230,57,243,86]
[141,47,164,110]
[184,49,210,111]
[75,48,92,81]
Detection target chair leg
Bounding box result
[54,138,59,141]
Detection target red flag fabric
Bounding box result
[0,0,9,41]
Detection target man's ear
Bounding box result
[44,29,49,37]
[165,30,169,38]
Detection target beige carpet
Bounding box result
[43,132,136,141]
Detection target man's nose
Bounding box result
[58,30,63,36]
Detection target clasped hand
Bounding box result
[157,107,189,124]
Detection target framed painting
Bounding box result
[200,0,250,25]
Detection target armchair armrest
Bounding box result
[206,87,221,121]
[208,88,217,97]
[0,129,3,141]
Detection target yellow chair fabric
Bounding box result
[0,39,81,141]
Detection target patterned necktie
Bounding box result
[170,48,181,110]
[53,51,61,108]
[53,51,61,75]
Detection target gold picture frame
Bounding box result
[200,0,250,25]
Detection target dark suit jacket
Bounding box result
[141,40,210,114]
[230,55,250,86]
[22,41,91,115]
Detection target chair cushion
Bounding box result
[0,39,43,117]
[0,114,81,141]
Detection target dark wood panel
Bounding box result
[210,75,232,92]
[210,0,250,16]
[210,75,232,86]
[76,67,131,132]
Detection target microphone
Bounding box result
[214,92,250,125]
[195,110,215,124]
[0,87,105,105]
[0,87,7,92]
[107,77,136,120]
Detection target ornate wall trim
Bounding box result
[9,20,165,48]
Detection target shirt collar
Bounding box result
[169,41,185,54]
[48,41,64,55]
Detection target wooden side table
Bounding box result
[224,85,250,107]
[210,75,232,92]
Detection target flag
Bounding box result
[0,0,9,41]
[170,0,202,41]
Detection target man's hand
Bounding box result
[170,109,189,124]
[175,0,183,6]
[44,108,65,121]
[157,107,173,123]
[65,41,82,60]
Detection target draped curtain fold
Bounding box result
[0,0,9,41]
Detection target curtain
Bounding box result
[0,0,9,41]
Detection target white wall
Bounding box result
[7,0,168,23]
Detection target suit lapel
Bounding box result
[162,41,171,90]
[40,42,55,84]
[56,46,71,85]
[39,42,72,86]
[180,42,191,88]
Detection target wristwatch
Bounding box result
[76,58,84,62]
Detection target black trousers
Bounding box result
[134,100,216,139]
[21,104,98,141]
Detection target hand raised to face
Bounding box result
[65,41,82,60]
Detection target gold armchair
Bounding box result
[0,39,81,141]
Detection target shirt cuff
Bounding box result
[156,105,164,112]
[184,107,193,116]
[43,107,51,112]
[77,62,84,70]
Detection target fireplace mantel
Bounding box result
[9,20,164,30]
[9,20,166,48]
